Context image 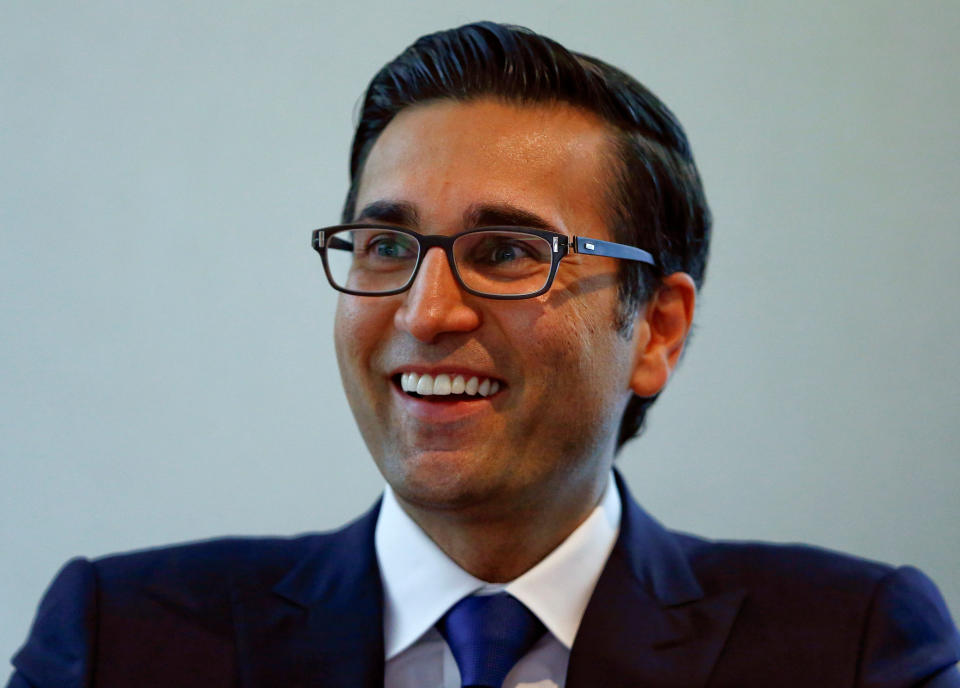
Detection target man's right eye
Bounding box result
[364,233,415,259]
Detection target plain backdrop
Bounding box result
[2,0,958,668]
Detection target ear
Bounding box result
[629,272,697,397]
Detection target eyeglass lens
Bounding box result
[324,228,554,296]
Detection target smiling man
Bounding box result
[8,21,960,688]
[334,99,679,585]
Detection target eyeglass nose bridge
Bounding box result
[404,236,465,293]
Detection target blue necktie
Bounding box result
[436,592,547,688]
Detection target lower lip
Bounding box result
[391,383,502,423]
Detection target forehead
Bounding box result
[354,98,616,235]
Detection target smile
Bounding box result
[396,372,502,398]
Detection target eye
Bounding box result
[475,237,539,265]
[490,242,526,263]
[364,232,416,259]
[454,231,552,280]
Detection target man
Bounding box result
[8,21,960,688]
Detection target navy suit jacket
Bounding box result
[8,475,960,687]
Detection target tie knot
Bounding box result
[436,592,546,688]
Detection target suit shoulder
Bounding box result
[95,532,316,582]
[89,511,376,611]
[669,533,960,683]
[9,513,379,687]
[670,530,899,600]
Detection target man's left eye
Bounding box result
[476,239,537,265]
[490,243,526,263]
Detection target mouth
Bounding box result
[392,371,503,401]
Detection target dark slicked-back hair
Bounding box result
[343,21,711,451]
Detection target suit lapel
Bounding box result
[566,474,745,688]
[231,503,385,688]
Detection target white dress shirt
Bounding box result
[375,474,622,688]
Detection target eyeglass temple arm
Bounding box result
[572,236,655,266]
[327,236,352,251]
[312,230,352,253]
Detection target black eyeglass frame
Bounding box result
[311,224,657,300]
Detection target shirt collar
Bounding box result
[374,474,621,658]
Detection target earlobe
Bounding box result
[629,272,697,397]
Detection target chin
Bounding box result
[379,448,504,511]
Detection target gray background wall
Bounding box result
[2,0,958,667]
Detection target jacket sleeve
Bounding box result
[857,566,960,688]
[6,558,98,688]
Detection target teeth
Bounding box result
[399,372,501,397]
[416,374,434,395]
[433,374,452,395]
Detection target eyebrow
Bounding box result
[354,200,420,227]
[463,202,558,232]
[354,200,559,233]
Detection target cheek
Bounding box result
[554,298,618,358]
[333,298,357,372]
[333,298,397,445]
[551,303,633,398]
[334,297,388,379]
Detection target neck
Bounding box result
[395,470,611,582]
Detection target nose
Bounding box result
[394,247,481,343]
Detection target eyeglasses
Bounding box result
[311,224,656,300]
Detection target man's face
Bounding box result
[335,99,644,518]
